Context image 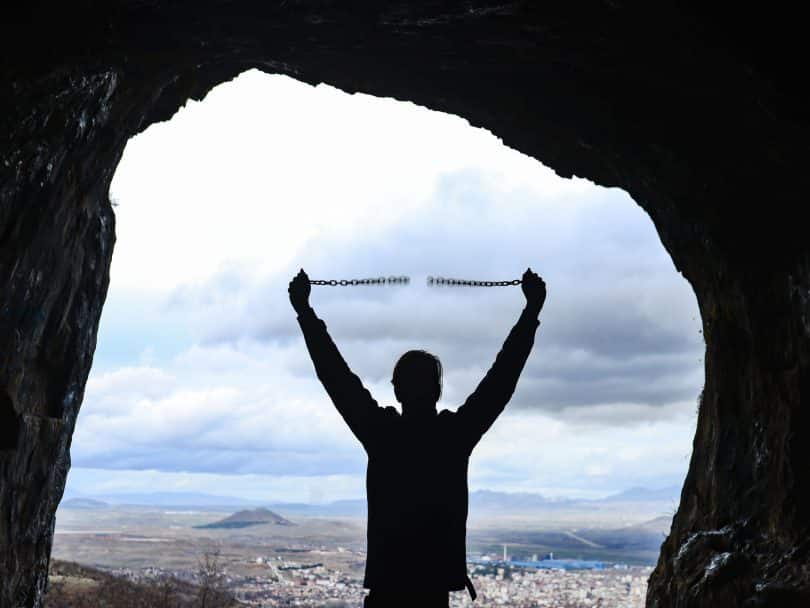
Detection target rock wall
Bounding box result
[1,3,808,606]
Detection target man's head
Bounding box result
[392,350,442,414]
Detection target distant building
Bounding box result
[511,558,605,571]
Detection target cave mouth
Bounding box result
[62,70,703,525]
[3,6,808,605]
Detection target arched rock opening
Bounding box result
[1,3,808,607]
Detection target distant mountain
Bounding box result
[90,491,266,508]
[64,491,364,515]
[63,485,681,515]
[195,508,294,529]
[467,486,682,516]
[602,486,681,503]
[60,498,109,510]
[268,499,366,517]
[622,515,673,535]
[469,490,576,513]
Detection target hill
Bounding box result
[195,507,294,529]
[44,559,241,607]
[602,486,681,503]
[60,498,109,510]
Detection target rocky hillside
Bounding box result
[44,560,240,608]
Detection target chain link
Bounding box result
[427,276,521,287]
[311,276,520,287]
[311,276,410,286]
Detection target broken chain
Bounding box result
[427,277,522,287]
[311,276,410,286]
[310,276,521,287]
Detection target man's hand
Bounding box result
[289,269,312,314]
[522,268,546,312]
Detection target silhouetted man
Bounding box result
[289,268,546,607]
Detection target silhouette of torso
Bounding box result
[297,306,539,592]
[364,409,470,590]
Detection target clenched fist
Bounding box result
[288,269,311,314]
[521,268,546,312]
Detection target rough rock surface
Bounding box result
[1,3,808,607]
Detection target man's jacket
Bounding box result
[297,305,539,592]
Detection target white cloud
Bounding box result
[76,69,704,501]
[64,467,366,504]
[109,70,592,292]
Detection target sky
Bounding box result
[63,70,704,504]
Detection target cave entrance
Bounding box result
[58,70,703,567]
[4,6,807,605]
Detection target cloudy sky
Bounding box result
[64,70,704,503]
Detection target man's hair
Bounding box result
[391,350,443,402]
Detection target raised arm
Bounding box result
[456,268,546,448]
[289,269,382,449]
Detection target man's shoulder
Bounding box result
[376,405,401,423]
[437,408,460,426]
[379,407,456,424]
[377,407,459,426]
